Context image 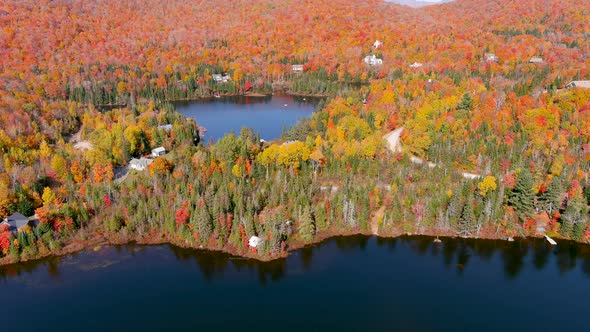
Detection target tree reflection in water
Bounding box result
[2,236,590,282]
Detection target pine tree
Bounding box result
[298,205,316,242]
[458,195,476,236]
[447,191,464,227]
[584,185,590,206]
[507,170,535,222]
[193,207,213,243]
[314,203,328,230]
[561,193,587,239]
[537,178,562,214]
[457,93,474,111]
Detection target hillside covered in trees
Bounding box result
[1,0,589,263]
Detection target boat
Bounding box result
[544,235,557,245]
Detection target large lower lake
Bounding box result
[175,95,323,142]
[1,235,588,331]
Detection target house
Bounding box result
[565,81,590,89]
[484,53,498,62]
[151,146,166,157]
[281,140,299,146]
[2,212,31,233]
[364,54,383,66]
[212,73,231,83]
[292,64,304,72]
[373,40,383,49]
[529,57,544,64]
[248,236,261,248]
[158,124,173,131]
[129,157,153,171]
[409,62,423,68]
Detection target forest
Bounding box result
[0,0,589,262]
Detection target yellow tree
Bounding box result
[149,157,173,176]
[42,187,56,207]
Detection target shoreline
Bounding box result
[163,91,327,103]
[1,225,586,267]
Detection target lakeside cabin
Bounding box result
[152,147,166,157]
[410,62,423,68]
[364,54,383,66]
[129,157,153,171]
[1,212,35,234]
[292,64,304,73]
[529,57,544,64]
[565,80,590,89]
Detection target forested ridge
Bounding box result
[1,0,589,263]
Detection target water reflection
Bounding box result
[2,236,590,283]
[168,245,286,286]
[174,95,324,108]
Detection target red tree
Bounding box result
[175,201,190,226]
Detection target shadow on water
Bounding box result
[2,236,590,283]
[167,244,286,286]
[0,256,63,281]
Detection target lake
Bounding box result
[175,95,323,142]
[1,235,589,331]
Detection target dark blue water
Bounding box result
[1,235,588,331]
[175,95,322,142]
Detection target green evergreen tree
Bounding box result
[193,206,213,243]
[507,170,535,222]
[458,195,476,235]
[298,205,316,242]
[561,193,588,239]
[583,185,590,206]
[537,178,562,214]
[447,190,464,227]
[314,203,328,230]
[457,93,474,111]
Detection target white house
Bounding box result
[364,54,383,66]
[158,124,173,131]
[529,57,543,64]
[129,158,153,171]
[373,40,383,49]
[212,73,231,83]
[248,236,261,248]
[292,64,304,72]
[151,147,166,157]
[484,53,498,62]
[565,81,590,89]
[410,62,423,68]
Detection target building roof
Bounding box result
[130,157,153,169]
[364,54,383,65]
[292,64,304,71]
[529,57,543,63]
[485,53,498,61]
[158,124,173,131]
[6,212,29,229]
[152,147,166,153]
[566,81,590,89]
[248,236,261,248]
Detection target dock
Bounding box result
[544,235,557,245]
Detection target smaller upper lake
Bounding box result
[175,95,323,142]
